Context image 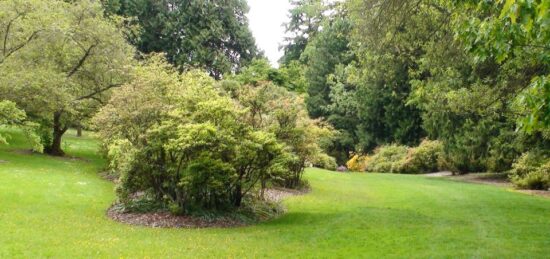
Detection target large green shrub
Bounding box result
[95,56,335,214]
[509,152,550,190]
[95,57,288,214]
[400,140,445,174]
[364,144,408,173]
[354,140,445,174]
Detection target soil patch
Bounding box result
[428,172,550,198]
[107,188,305,228]
[514,189,550,198]
[448,173,511,188]
[424,171,453,177]
[107,207,246,228]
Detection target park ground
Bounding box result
[1,128,550,258]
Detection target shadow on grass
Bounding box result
[261,206,436,229]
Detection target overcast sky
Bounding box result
[247,0,292,67]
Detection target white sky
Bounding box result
[247,0,292,67]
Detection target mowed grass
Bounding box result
[1,128,550,258]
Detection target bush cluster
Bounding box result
[364,144,409,173]
[400,140,445,174]
[94,56,334,215]
[509,152,550,190]
[347,140,445,174]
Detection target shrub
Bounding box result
[365,144,408,173]
[357,140,446,174]
[400,140,444,174]
[346,154,370,172]
[95,57,335,215]
[510,152,550,190]
[313,153,338,171]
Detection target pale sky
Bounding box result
[247,0,292,67]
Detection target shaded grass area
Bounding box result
[1,128,550,258]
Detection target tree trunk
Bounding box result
[76,123,82,137]
[45,111,68,156]
[233,184,242,207]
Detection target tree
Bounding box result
[455,0,550,132]
[302,6,354,119]
[279,0,326,65]
[230,58,308,93]
[0,0,134,156]
[106,0,259,79]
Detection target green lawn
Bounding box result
[1,128,550,258]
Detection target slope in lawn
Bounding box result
[0,129,549,258]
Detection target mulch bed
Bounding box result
[107,207,246,228]
[107,187,306,228]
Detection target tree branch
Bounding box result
[73,83,123,102]
[3,13,23,55]
[0,30,41,64]
[67,43,97,78]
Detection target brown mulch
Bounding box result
[107,188,304,228]
[106,207,246,228]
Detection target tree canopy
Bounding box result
[103,0,259,79]
[0,0,134,155]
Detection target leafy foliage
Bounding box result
[0,101,26,145]
[348,140,445,174]
[95,56,334,214]
[364,144,408,173]
[105,0,259,78]
[225,80,335,189]
[0,0,134,155]
[400,140,445,174]
[510,151,550,190]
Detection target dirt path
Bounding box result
[425,172,550,198]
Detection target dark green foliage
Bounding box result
[303,9,354,119]
[109,0,258,78]
[279,0,325,65]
